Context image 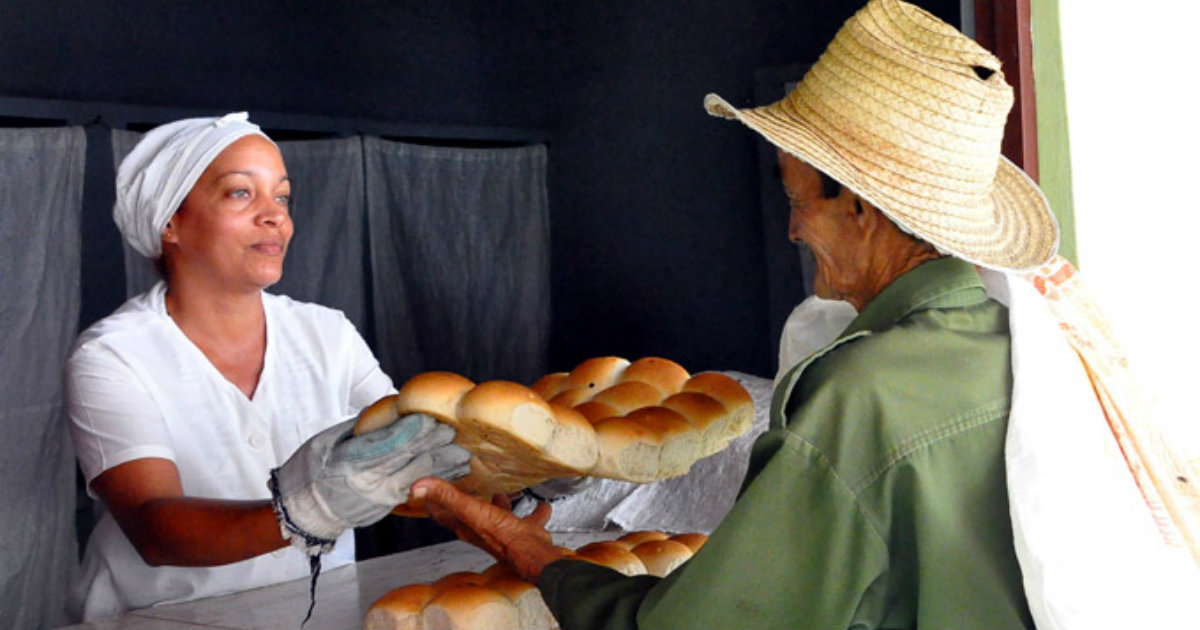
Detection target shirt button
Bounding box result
[248,432,266,449]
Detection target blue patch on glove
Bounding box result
[334,413,432,461]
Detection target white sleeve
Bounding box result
[66,342,175,494]
[342,320,396,413]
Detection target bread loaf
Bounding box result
[354,356,753,515]
[365,531,709,630]
[534,356,753,471]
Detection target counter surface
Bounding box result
[56,531,617,630]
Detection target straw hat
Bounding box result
[704,0,1058,271]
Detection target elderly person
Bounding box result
[66,113,470,622]
[412,1,1059,628]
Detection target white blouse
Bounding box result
[66,282,395,621]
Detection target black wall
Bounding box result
[0,0,959,381]
[2,0,961,557]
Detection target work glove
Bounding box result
[269,413,471,555]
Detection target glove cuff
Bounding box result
[268,468,339,556]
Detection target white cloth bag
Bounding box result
[982,269,1200,629]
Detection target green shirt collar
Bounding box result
[842,257,989,337]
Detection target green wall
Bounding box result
[1031,0,1078,263]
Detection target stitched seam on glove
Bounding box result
[269,468,337,556]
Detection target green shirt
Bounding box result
[538,258,1032,629]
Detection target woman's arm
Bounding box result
[90,458,286,567]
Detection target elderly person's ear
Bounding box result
[839,191,879,234]
[853,197,877,226]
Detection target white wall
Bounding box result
[1058,1,1200,454]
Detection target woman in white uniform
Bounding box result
[65,113,471,622]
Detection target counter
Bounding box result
[55,531,617,630]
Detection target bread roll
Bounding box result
[546,386,593,408]
[364,583,437,630]
[561,356,630,391]
[456,381,557,455]
[453,381,593,479]
[631,539,695,577]
[590,380,666,415]
[592,416,664,482]
[573,541,648,576]
[353,395,405,436]
[669,532,710,554]
[660,391,730,456]
[397,371,476,423]
[530,371,568,401]
[485,574,558,630]
[682,372,754,441]
[572,399,620,423]
[543,403,600,473]
[435,571,490,589]
[421,585,520,630]
[617,357,690,395]
[613,530,670,549]
[625,406,700,478]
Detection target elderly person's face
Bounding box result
[777,150,942,310]
[777,150,871,305]
[161,135,293,291]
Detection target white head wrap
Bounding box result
[113,112,273,258]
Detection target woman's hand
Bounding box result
[411,477,568,581]
[271,414,470,553]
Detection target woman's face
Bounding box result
[163,135,293,292]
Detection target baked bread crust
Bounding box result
[354,356,753,516]
[364,531,709,630]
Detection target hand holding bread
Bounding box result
[353,356,754,516]
[268,413,470,554]
[411,477,566,583]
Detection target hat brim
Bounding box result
[705,93,1059,272]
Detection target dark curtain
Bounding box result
[364,138,551,385]
[360,138,551,553]
[0,127,85,630]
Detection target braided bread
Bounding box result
[364,531,708,630]
[354,356,753,516]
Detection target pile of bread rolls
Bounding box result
[364,531,708,630]
[354,356,753,516]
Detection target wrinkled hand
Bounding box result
[270,414,471,554]
[412,477,567,581]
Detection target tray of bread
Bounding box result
[353,356,754,516]
[364,530,708,630]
